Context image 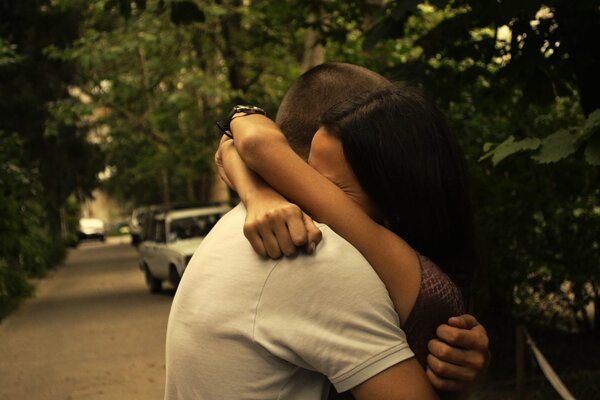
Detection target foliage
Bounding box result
[50,0,296,205]
[481,110,600,166]
[0,259,33,320]
[0,0,104,237]
[323,0,600,336]
[0,0,104,316]
[0,134,56,318]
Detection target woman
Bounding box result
[218,84,476,395]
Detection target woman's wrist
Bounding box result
[230,113,268,137]
[242,183,275,209]
[230,115,289,174]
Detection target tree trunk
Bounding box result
[219,0,245,103]
[199,173,209,203]
[301,16,325,73]
[594,283,600,334]
[186,175,196,202]
[161,168,171,206]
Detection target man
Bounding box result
[165,63,489,399]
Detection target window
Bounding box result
[168,214,222,242]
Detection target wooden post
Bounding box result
[516,324,526,399]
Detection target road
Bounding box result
[0,238,173,400]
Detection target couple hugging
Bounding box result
[165,63,490,399]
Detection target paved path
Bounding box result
[0,238,173,400]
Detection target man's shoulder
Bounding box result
[187,203,259,266]
[307,223,369,267]
[199,203,247,242]
[270,223,378,290]
[215,202,246,227]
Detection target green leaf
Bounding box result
[531,129,578,164]
[584,132,600,166]
[480,136,541,166]
[582,109,600,137]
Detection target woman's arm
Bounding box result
[230,114,421,324]
[217,136,321,258]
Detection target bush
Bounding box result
[0,259,33,320]
[0,134,64,318]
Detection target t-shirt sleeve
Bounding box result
[252,228,414,393]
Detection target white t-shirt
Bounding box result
[165,204,414,399]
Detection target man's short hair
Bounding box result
[275,63,389,159]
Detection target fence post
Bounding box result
[516,324,526,399]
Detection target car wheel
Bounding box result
[168,264,181,290]
[143,264,162,293]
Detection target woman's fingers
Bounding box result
[243,223,267,257]
[215,139,234,188]
[257,222,282,259]
[285,208,308,247]
[426,353,477,382]
[447,314,479,330]
[428,337,487,370]
[244,203,321,259]
[272,218,298,257]
[302,213,322,254]
[264,205,304,257]
[425,367,466,392]
[436,316,490,354]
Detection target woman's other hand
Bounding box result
[244,191,322,259]
[215,135,234,189]
[426,314,490,392]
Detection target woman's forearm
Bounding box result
[219,136,323,258]
[230,114,289,175]
[219,138,272,205]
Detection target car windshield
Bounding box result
[80,218,104,229]
[168,214,220,241]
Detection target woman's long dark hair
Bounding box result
[320,84,476,286]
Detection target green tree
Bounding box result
[0,0,104,316]
[0,0,104,241]
[351,0,600,335]
[59,0,319,206]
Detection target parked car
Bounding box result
[77,218,106,242]
[137,202,218,244]
[128,207,148,247]
[138,205,230,293]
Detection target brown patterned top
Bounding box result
[403,254,465,368]
[328,254,464,399]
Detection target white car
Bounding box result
[138,206,230,293]
[77,218,106,242]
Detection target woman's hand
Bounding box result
[215,135,234,189]
[217,130,322,259]
[426,314,490,392]
[244,190,322,259]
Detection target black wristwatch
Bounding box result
[217,105,267,139]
